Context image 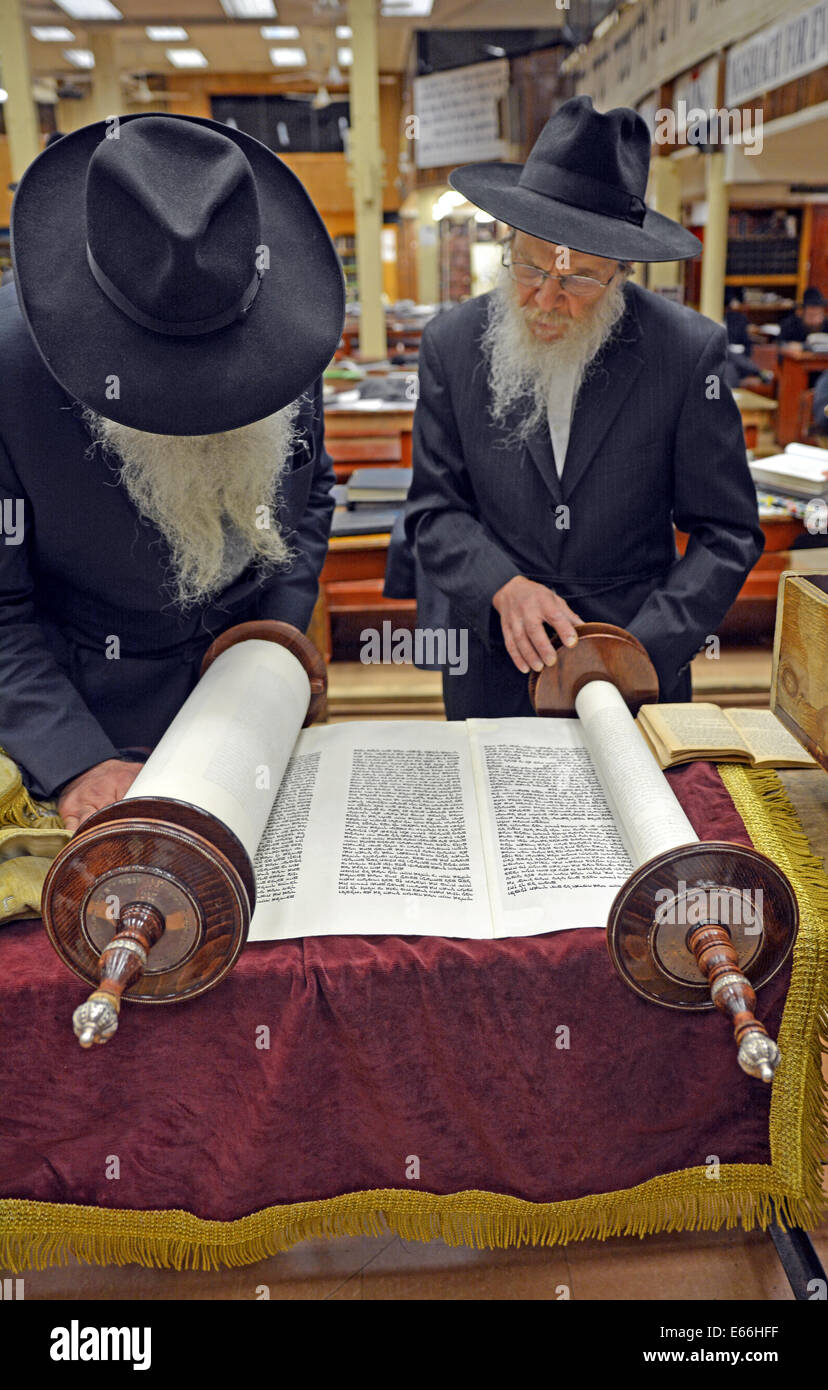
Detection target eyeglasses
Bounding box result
[502,249,619,298]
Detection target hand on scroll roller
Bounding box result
[492,576,582,674]
[58,760,146,836]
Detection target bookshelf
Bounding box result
[724,208,804,321]
[439,219,472,303]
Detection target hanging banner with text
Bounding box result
[413,59,509,171]
[725,0,828,107]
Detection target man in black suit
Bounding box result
[779,287,828,344]
[406,97,764,718]
[1,113,344,829]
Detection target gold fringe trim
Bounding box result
[1,766,826,1270]
[719,766,828,1223]
[0,748,62,830]
[0,1170,814,1273]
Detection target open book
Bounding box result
[636,703,816,770]
[749,442,828,499]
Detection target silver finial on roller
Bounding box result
[737,1031,781,1083]
[72,993,120,1048]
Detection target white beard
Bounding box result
[83,403,301,611]
[482,267,629,445]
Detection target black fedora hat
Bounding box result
[11,112,345,435]
[450,95,701,264]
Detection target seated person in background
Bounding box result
[723,287,773,389]
[779,287,828,344]
[406,97,764,719]
[813,370,828,437]
[0,113,343,832]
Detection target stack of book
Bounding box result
[749,443,828,499]
[330,467,412,538]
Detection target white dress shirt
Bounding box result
[546,360,580,478]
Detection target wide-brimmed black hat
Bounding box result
[450,95,701,264]
[11,112,345,434]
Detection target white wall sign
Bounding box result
[413,59,509,170]
[725,0,828,107]
[673,55,720,132]
[575,0,786,111]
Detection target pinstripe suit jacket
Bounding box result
[405,281,764,706]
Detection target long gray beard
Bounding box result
[83,403,301,611]
[482,268,628,446]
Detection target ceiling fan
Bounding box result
[271,27,348,109]
[52,70,192,104]
[122,73,192,104]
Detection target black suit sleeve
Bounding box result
[626,326,765,693]
[406,325,521,643]
[253,379,335,633]
[0,436,122,798]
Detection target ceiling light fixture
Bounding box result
[270,48,307,67]
[53,0,123,19]
[31,27,76,41]
[380,0,434,16]
[220,0,277,17]
[63,48,95,68]
[146,27,189,41]
[166,49,209,68]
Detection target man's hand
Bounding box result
[493,576,583,674]
[58,759,145,836]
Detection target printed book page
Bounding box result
[248,720,492,940]
[468,716,635,938]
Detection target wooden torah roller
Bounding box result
[530,622,798,1083]
[42,620,326,1048]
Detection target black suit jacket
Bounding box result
[405,282,764,707]
[0,281,334,797]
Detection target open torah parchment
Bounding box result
[124,641,697,942]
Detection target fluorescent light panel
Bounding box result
[220,0,277,17]
[166,48,209,68]
[54,0,123,18]
[381,0,434,13]
[270,48,306,66]
[31,26,76,40]
[146,26,189,41]
[63,48,95,68]
[261,26,300,39]
[338,47,353,66]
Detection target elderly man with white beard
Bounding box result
[406,97,764,719]
[1,113,344,831]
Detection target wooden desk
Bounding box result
[316,532,416,661]
[324,404,415,468]
[733,388,777,451]
[675,515,822,606]
[777,347,828,446]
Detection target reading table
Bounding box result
[1,760,825,1282]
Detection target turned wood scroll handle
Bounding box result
[687,923,781,1083]
[72,902,165,1049]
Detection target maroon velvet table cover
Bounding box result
[0,763,787,1221]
